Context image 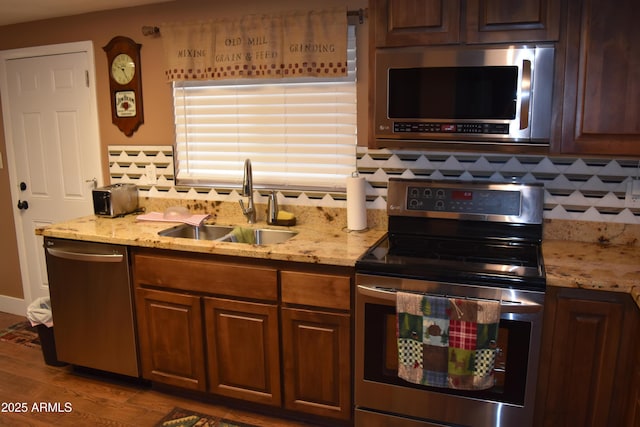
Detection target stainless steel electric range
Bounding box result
[355,178,546,427]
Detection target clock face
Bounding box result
[110,53,135,85]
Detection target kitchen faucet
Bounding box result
[239,158,256,223]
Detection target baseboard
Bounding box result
[0,295,27,317]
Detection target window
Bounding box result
[173,25,357,191]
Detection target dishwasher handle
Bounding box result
[46,247,124,263]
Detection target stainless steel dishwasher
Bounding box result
[44,237,139,377]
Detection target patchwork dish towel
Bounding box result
[397,291,500,390]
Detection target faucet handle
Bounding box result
[240,199,253,214]
[267,190,278,224]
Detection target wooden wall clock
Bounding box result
[103,36,144,136]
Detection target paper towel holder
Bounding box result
[347,171,368,232]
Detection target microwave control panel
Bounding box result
[393,122,510,135]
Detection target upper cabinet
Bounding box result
[557,0,640,155]
[373,0,461,46]
[466,0,560,44]
[373,0,560,47]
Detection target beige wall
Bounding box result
[0,0,368,300]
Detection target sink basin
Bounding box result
[158,224,298,245]
[159,224,234,240]
[252,228,298,245]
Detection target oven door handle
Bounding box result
[357,285,542,314]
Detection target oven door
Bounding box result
[355,275,544,427]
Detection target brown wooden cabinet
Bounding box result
[204,296,281,406]
[558,0,640,155]
[132,249,354,422]
[135,287,206,391]
[465,0,560,44]
[281,308,351,420]
[373,0,461,47]
[133,249,278,399]
[372,0,559,47]
[626,339,640,426]
[535,287,640,426]
[280,270,352,420]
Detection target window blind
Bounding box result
[173,25,357,190]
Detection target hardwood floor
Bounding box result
[0,312,320,426]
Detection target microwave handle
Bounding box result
[520,59,532,130]
[357,285,542,314]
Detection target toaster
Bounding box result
[92,184,138,217]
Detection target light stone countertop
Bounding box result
[36,202,639,309]
[542,220,640,309]
[543,240,640,294]
[36,207,387,267]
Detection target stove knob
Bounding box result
[435,200,445,209]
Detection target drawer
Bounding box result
[281,271,351,310]
[133,253,278,301]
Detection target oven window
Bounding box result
[388,66,518,120]
[363,303,530,406]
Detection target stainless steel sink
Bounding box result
[252,228,298,244]
[158,224,297,244]
[159,224,234,240]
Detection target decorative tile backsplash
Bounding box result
[108,145,175,187]
[108,145,640,225]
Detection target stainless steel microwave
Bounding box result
[374,45,555,147]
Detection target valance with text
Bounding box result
[162,8,347,81]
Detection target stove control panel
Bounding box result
[406,186,520,215]
[387,178,544,224]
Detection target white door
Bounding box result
[0,42,102,308]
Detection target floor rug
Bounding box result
[0,321,40,348]
[155,407,259,427]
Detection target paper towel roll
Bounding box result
[347,174,367,231]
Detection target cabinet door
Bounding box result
[135,288,206,391]
[538,288,636,427]
[281,308,351,420]
[204,297,281,406]
[627,344,640,426]
[373,0,461,47]
[466,0,560,43]
[559,0,640,155]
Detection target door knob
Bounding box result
[85,178,97,189]
[17,200,29,210]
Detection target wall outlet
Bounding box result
[144,164,157,184]
[624,179,640,208]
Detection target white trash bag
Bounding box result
[26,297,54,328]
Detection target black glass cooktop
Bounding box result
[356,234,546,291]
